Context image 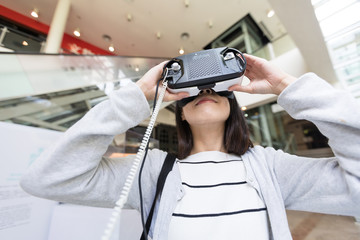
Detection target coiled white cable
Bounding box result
[101,72,169,240]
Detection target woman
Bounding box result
[21,54,360,240]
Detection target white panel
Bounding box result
[0,122,62,240]
[235,48,308,109]
[48,204,142,240]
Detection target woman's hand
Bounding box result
[136,61,189,101]
[228,54,297,95]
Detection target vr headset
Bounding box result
[163,47,246,107]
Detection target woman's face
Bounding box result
[182,89,231,127]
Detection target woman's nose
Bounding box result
[199,89,213,95]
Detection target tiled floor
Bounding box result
[287,210,360,240]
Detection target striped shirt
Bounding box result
[168,151,269,240]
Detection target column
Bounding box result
[43,0,71,53]
[259,105,273,147]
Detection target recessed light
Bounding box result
[135,66,140,72]
[73,28,81,37]
[208,20,213,28]
[31,8,39,18]
[184,0,190,7]
[108,44,115,52]
[179,48,185,55]
[127,13,133,22]
[156,32,161,39]
[22,41,29,46]
[267,9,275,18]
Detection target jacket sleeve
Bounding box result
[273,73,360,216]
[20,82,166,209]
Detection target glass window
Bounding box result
[336,61,360,85]
[204,14,269,54]
[244,102,330,155]
[327,27,360,65]
[313,0,360,98]
[313,0,356,22]
[318,1,360,38]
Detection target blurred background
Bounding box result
[0,0,359,239]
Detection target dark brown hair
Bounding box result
[175,97,253,159]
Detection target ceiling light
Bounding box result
[127,13,133,22]
[156,32,161,39]
[22,41,29,46]
[241,106,247,111]
[179,48,185,55]
[73,28,81,37]
[208,20,213,28]
[31,8,39,18]
[135,66,140,72]
[108,44,115,52]
[184,0,190,7]
[267,9,275,18]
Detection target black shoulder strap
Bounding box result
[140,153,176,240]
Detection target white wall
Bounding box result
[234,47,309,109]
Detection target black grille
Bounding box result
[187,51,221,80]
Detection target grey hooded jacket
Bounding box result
[20,73,360,240]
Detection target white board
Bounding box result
[0,122,62,240]
[0,122,143,240]
[48,204,142,240]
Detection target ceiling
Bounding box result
[0,0,337,82]
[1,0,286,58]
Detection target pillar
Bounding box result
[43,0,71,53]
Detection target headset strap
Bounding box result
[140,153,177,240]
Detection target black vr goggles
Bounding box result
[162,47,246,107]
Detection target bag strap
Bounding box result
[140,153,177,240]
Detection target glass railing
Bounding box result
[0,53,167,101]
[0,53,168,133]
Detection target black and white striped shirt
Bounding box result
[168,151,269,240]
